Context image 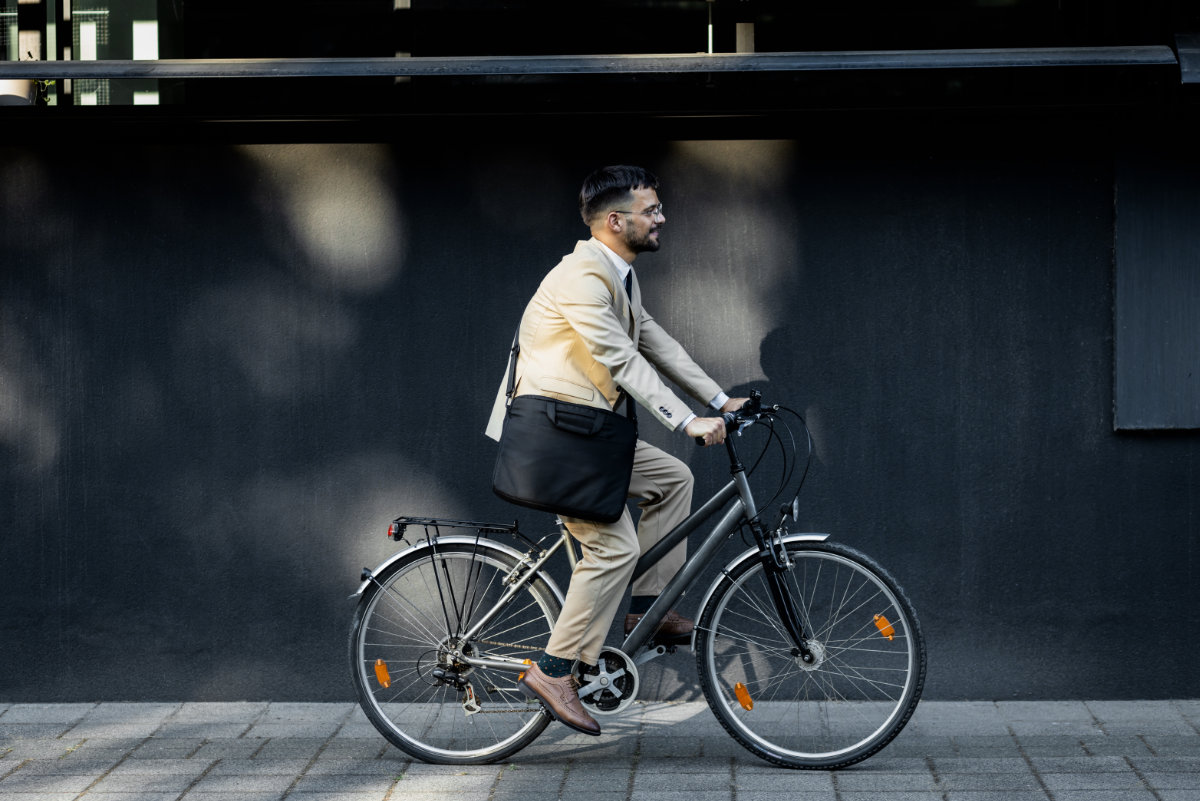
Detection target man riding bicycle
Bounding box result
[485,165,747,736]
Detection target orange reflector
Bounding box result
[374,658,392,688]
[517,658,532,682]
[874,614,895,640]
[734,682,754,711]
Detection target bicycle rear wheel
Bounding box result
[350,541,560,764]
[696,540,925,769]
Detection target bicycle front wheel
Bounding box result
[350,541,560,764]
[696,540,925,769]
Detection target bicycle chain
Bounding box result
[472,638,540,653]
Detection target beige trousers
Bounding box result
[544,439,693,665]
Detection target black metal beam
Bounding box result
[1177,34,1200,84]
[0,46,1178,80]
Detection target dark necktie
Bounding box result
[624,270,633,300]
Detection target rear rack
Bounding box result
[388,516,545,552]
[390,516,517,537]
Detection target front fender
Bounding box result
[689,532,830,652]
[352,535,566,607]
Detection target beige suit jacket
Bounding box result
[485,238,722,440]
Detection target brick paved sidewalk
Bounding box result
[1,700,1198,800]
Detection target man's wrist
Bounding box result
[709,392,730,411]
[676,413,697,432]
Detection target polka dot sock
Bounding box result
[537,653,575,678]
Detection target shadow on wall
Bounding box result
[0,143,488,700]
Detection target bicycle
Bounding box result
[349,392,925,769]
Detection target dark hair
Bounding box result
[578,165,659,226]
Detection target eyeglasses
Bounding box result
[614,203,664,219]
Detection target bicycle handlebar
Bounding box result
[694,390,768,446]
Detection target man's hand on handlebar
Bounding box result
[686,416,728,447]
[691,394,761,446]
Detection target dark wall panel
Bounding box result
[2,139,1197,702]
[1115,156,1200,429]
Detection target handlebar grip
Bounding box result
[694,411,741,446]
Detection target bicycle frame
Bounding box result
[405,428,817,673]
[350,397,924,769]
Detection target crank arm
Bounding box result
[577,667,627,698]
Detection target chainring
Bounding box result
[577,646,639,716]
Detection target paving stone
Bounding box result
[211,758,312,775]
[1141,772,1200,790]
[632,771,735,792]
[840,793,944,801]
[1162,792,1200,801]
[932,757,1030,773]
[188,772,298,793]
[291,773,403,793]
[173,702,270,721]
[92,772,200,793]
[1130,757,1200,772]
[5,757,118,776]
[941,794,1050,801]
[1040,771,1151,791]
[0,704,97,724]
[1050,792,1157,801]
[834,772,938,792]
[727,771,834,791]
[185,792,284,800]
[186,739,268,760]
[306,758,407,776]
[1028,755,1128,772]
[0,770,98,793]
[938,773,1044,791]
[0,723,75,738]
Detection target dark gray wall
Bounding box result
[2,133,1197,702]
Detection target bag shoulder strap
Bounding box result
[505,330,520,401]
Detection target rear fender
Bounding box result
[352,535,566,607]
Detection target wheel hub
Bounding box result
[426,637,475,686]
[796,639,827,671]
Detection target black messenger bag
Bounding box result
[491,339,637,524]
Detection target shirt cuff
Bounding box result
[676,413,697,432]
[709,392,730,411]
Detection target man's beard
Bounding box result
[625,226,660,254]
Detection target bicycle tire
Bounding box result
[696,540,925,769]
[350,541,560,764]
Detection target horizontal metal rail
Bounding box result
[0,46,1178,80]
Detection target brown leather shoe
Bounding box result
[518,663,601,736]
[623,609,694,644]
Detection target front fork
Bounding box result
[758,531,816,665]
[728,428,816,665]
